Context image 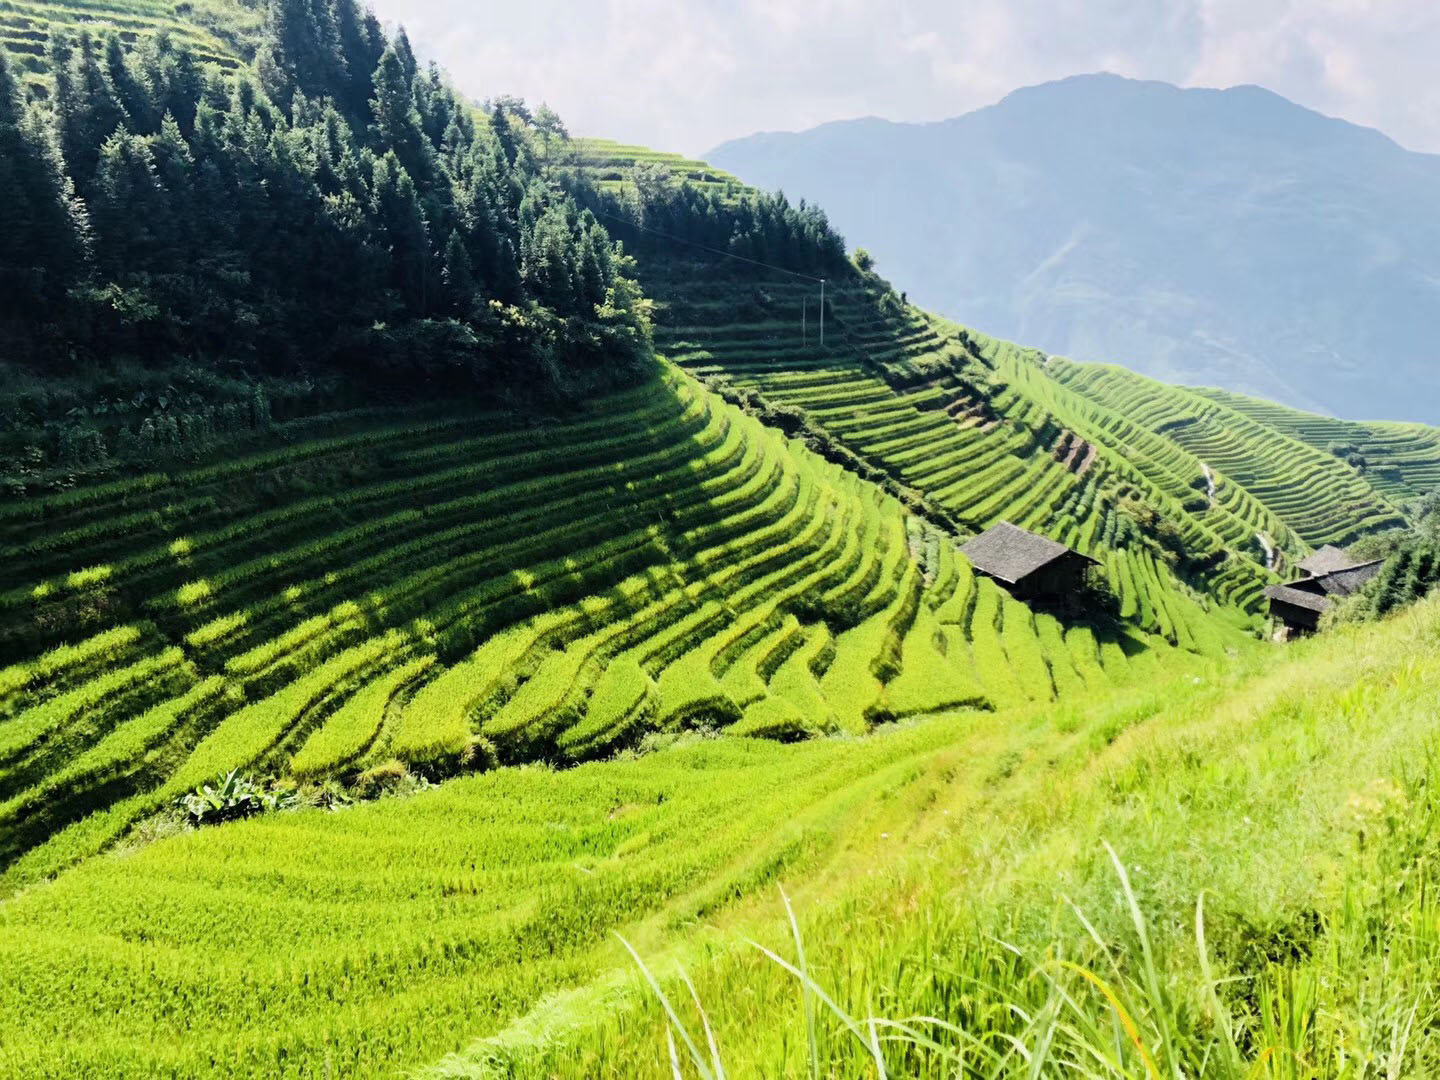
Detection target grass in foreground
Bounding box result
[436,596,1440,1078]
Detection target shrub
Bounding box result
[179,770,297,826]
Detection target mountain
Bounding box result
[707,73,1440,425]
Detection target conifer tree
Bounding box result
[257,0,347,110]
[370,43,432,187]
[0,51,85,289]
[0,0,651,410]
[442,228,475,312]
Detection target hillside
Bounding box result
[4,5,1440,1076]
[0,0,255,93]
[0,0,654,498]
[1188,385,1440,503]
[708,72,1440,425]
[564,141,1433,583]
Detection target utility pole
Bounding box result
[820,279,826,350]
[802,296,808,348]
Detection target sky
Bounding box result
[367,0,1440,157]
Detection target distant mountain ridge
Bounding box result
[708,73,1440,424]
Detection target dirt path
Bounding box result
[1200,463,1217,506]
[1256,531,1278,572]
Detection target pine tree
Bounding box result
[442,228,475,313]
[333,0,384,122]
[371,151,431,312]
[370,43,433,187]
[91,129,169,274]
[3,9,651,404]
[490,103,518,169]
[105,33,155,134]
[257,0,347,110]
[0,50,85,290]
[52,32,129,192]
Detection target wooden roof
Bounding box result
[1277,559,1382,600]
[1264,584,1332,614]
[1311,560,1384,597]
[1298,545,1366,577]
[961,522,1096,585]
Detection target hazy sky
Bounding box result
[368,0,1440,156]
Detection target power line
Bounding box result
[591,209,828,285]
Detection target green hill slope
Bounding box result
[3,366,1215,883]
[3,551,1436,1076]
[1191,385,1440,503]
[0,0,254,99]
[565,139,1430,575]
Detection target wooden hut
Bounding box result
[1263,584,1332,636]
[961,522,1098,606]
[1264,550,1384,637]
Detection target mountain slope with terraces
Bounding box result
[5,12,1440,1072]
[566,140,1429,612]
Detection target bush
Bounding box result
[179,770,297,826]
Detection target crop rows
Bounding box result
[0,368,1174,882]
[0,0,253,99]
[1193,386,1440,502]
[0,715,1012,1078]
[1049,362,1407,547]
[628,262,1261,638]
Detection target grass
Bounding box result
[0,0,255,103]
[432,595,1440,1078]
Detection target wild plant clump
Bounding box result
[179,769,297,826]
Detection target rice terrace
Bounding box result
[4,0,1440,1076]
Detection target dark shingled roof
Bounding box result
[1311,560,1384,597]
[961,522,1095,585]
[1264,584,1333,614]
[1298,545,1365,577]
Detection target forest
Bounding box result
[0,0,659,496]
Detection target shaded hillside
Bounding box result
[0,0,651,497]
[708,73,1440,424]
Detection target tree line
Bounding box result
[0,0,652,410]
[565,161,850,280]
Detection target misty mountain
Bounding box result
[708,73,1440,424]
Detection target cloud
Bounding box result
[366,0,1440,155]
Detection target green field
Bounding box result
[1192,385,1440,502]
[4,364,1224,889]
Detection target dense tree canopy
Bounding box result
[566,161,850,281]
[0,0,651,408]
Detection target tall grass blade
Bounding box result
[616,934,716,1080]
[781,887,821,1080]
[678,963,726,1080]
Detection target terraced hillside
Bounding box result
[0,0,252,99]
[574,137,741,198]
[568,145,1287,628]
[1044,361,1409,548]
[0,715,966,1076]
[985,337,1304,567]
[7,50,1440,1072]
[1192,386,1440,503]
[573,138,1432,582]
[1,366,1212,888]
